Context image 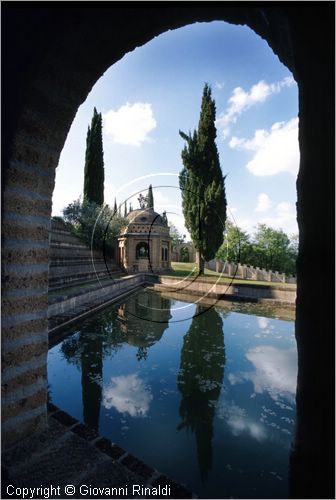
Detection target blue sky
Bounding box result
[52,21,299,238]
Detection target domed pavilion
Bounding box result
[118,207,172,273]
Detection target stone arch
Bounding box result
[136,241,149,259]
[179,246,190,263]
[2,6,334,497]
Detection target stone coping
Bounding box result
[48,274,154,303]
[47,404,194,498]
[2,403,195,499]
[159,274,296,291]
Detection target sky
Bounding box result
[52,21,299,239]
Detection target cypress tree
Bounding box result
[113,198,117,214]
[124,201,127,218]
[179,84,227,274]
[83,107,104,205]
[147,184,154,209]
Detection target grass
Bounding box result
[163,262,297,288]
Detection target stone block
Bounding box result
[2,389,46,422]
[2,338,48,367]
[2,294,48,317]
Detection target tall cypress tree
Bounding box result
[83,107,104,205]
[147,184,154,209]
[179,84,227,274]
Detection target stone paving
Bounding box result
[2,404,194,499]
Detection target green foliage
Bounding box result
[147,184,154,209]
[251,224,297,274]
[179,84,227,272]
[62,198,127,251]
[216,219,251,264]
[83,107,104,205]
[216,219,298,275]
[169,223,185,249]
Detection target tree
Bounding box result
[147,184,154,209]
[248,224,297,274]
[179,84,227,274]
[169,223,186,250]
[113,198,117,214]
[216,219,251,264]
[124,201,127,218]
[63,198,127,251]
[83,107,105,205]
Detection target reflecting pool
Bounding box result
[48,288,297,499]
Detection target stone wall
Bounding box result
[154,276,296,305]
[205,259,297,284]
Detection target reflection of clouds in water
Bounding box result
[219,403,267,441]
[103,373,153,417]
[257,316,275,335]
[258,317,269,330]
[229,345,297,403]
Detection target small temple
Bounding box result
[118,207,172,273]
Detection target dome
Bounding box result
[126,208,167,226]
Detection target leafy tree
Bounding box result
[247,224,297,275]
[147,184,154,209]
[179,84,227,274]
[63,198,127,251]
[169,223,186,250]
[216,220,298,275]
[216,219,251,264]
[83,107,104,205]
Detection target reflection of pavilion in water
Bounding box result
[116,291,172,360]
[61,291,172,430]
[177,306,226,481]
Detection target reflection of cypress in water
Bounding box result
[177,306,225,481]
[81,333,103,431]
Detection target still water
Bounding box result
[48,288,297,499]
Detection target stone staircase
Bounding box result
[49,219,120,291]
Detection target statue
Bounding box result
[138,193,147,209]
[162,211,168,225]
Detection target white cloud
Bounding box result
[103,373,153,417]
[230,118,299,177]
[217,76,295,139]
[260,201,297,233]
[104,102,157,146]
[215,81,225,90]
[255,193,272,213]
